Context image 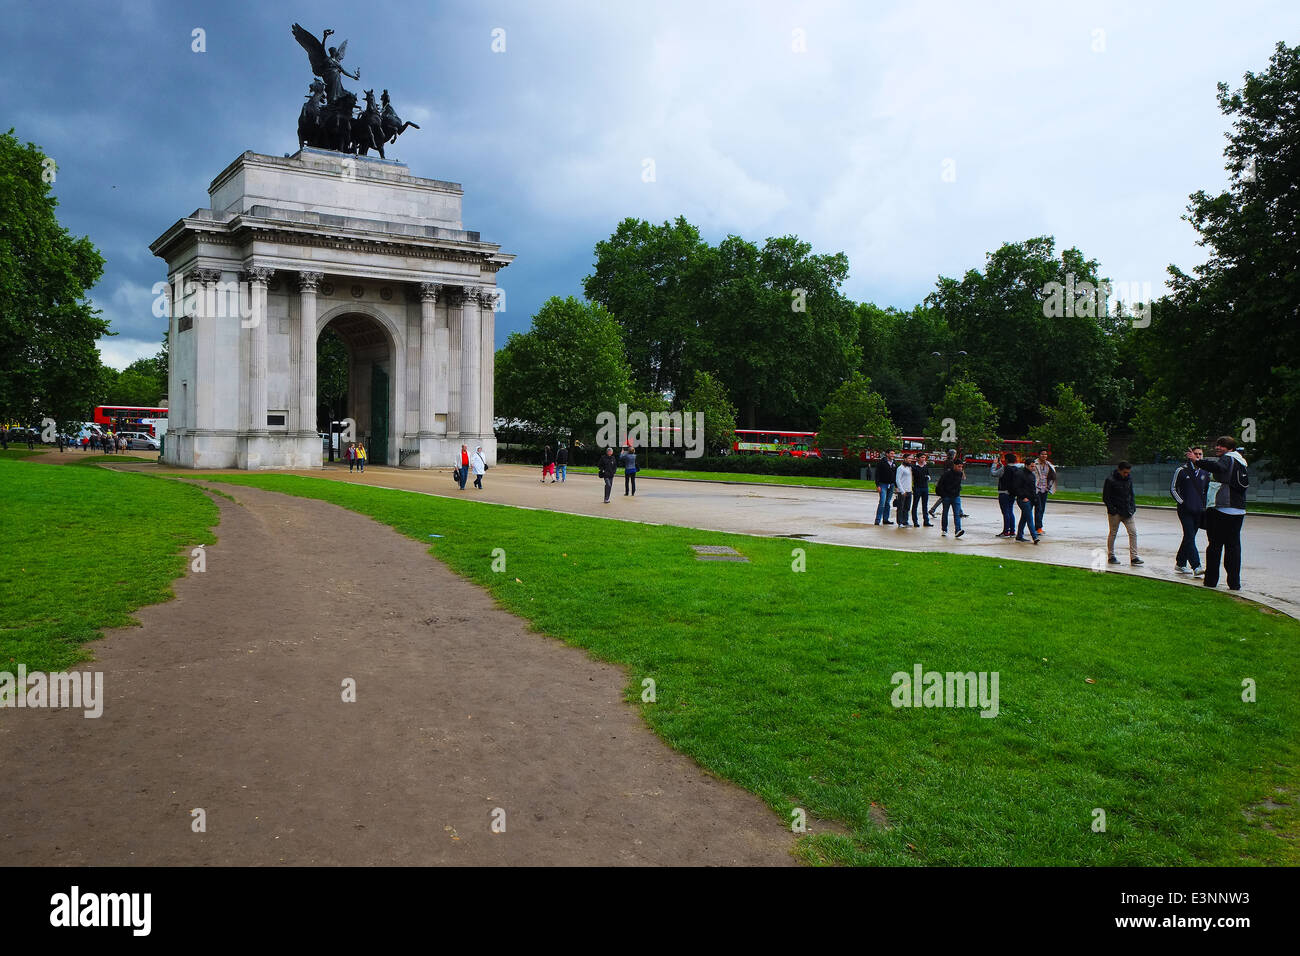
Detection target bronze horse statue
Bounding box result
[351,90,387,158]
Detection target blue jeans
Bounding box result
[1016,498,1038,540]
[875,484,895,523]
[1176,508,1202,569]
[1033,491,1048,530]
[458,464,468,488]
[941,496,962,533]
[998,493,1015,533]
[558,464,567,482]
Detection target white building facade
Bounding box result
[151,148,512,469]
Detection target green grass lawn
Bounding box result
[0,459,217,672]
[197,471,1300,866]
[565,465,1300,514]
[0,447,46,461]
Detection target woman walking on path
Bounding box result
[598,447,618,502]
[356,442,367,474]
[619,443,638,496]
[541,445,555,483]
[471,446,486,490]
[346,442,356,473]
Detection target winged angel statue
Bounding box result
[291,23,419,157]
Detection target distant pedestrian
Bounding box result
[541,445,555,483]
[1103,460,1142,565]
[458,443,469,489]
[911,453,933,527]
[1011,455,1039,544]
[873,450,898,525]
[598,447,617,502]
[894,454,914,526]
[620,444,638,496]
[1198,436,1249,591]
[1171,445,1209,576]
[1030,449,1057,534]
[57,434,65,453]
[556,442,569,483]
[990,452,1016,536]
[346,442,356,472]
[935,459,966,537]
[356,442,367,473]
[471,446,486,489]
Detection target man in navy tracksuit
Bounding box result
[910,454,933,527]
[874,451,898,525]
[1170,446,1209,576]
[1198,436,1249,591]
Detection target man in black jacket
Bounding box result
[934,460,965,537]
[873,450,898,525]
[1011,459,1039,543]
[1103,461,1143,565]
[1198,435,1249,590]
[597,447,618,502]
[556,441,569,483]
[910,453,934,527]
[1170,446,1209,575]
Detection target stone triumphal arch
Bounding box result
[151,148,512,469]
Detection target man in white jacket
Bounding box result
[894,454,915,527]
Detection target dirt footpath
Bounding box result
[0,483,795,866]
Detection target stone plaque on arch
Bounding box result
[151,148,512,469]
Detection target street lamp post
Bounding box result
[930,350,968,378]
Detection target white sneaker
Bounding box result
[1193,567,1204,578]
[1176,565,1190,574]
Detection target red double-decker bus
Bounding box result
[92,406,168,437]
[733,429,1049,464]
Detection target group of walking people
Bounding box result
[454,444,487,490]
[1164,436,1249,590]
[343,442,368,473]
[873,449,988,538]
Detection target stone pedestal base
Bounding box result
[161,429,320,470]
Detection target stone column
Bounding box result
[297,271,323,436]
[458,286,481,441]
[478,288,497,439]
[418,282,440,436]
[243,265,274,434]
[190,268,222,434]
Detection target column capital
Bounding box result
[478,288,500,311]
[457,285,483,307]
[419,281,441,303]
[242,265,275,285]
[298,271,325,293]
[190,267,222,285]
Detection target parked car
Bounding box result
[126,436,160,451]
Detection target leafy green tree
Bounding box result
[582,216,711,397]
[925,237,1118,433]
[816,372,897,457]
[1028,384,1108,466]
[681,369,737,454]
[926,378,1000,459]
[694,234,859,428]
[495,296,635,443]
[104,357,165,406]
[1128,393,1200,463]
[317,327,349,461]
[1135,42,1300,476]
[0,130,107,425]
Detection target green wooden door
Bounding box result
[369,363,389,465]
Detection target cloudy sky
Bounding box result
[8,0,1296,368]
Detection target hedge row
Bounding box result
[498,446,868,479]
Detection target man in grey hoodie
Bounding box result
[1198,435,1249,591]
